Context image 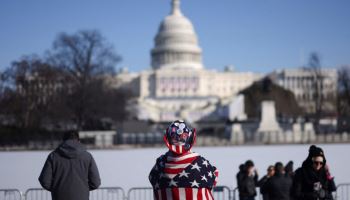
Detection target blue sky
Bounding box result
[0,0,349,73]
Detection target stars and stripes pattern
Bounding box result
[149,152,219,200]
[164,152,199,179]
[168,144,187,155]
[153,188,214,200]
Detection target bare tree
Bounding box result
[0,56,64,129]
[0,70,7,117]
[0,70,5,99]
[337,66,350,132]
[0,30,129,134]
[338,66,350,106]
[47,30,123,130]
[307,52,324,133]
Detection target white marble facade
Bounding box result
[113,0,260,122]
[269,68,337,113]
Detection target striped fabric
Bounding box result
[153,187,214,200]
[149,152,218,200]
[164,152,199,179]
[169,144,187,155]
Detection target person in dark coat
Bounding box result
[236,163,245,187]
[285,160,294,179]
[39,132,101,200]
[257,165,275,200]
[237,160,259,200]
[261,162,292,200]
[291,145,336,200]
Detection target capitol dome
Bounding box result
[151,0,203,70]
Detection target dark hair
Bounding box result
[245,160,254,168]
[239,164,245,172]
[274,162,284,173]
[285,161,294,173]
[267,165,274,171]
[63,131,79,141]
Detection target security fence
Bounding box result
[0,189,22,200]
[90,187,125,200]
[231,187,263,200]
[1,183,349,200]
[212,186,232,200]
[335,183,350,200]
[127,187,153,200]
[127,186,232,200]
[24,187,125,200]
[232,188,238,200]
[25,188,50,200]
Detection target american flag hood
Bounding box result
[149,152,219,200]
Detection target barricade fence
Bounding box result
[24,187,126,200]
[25,188,50,200]
[90,187,125,200]
[232,187,263,200]
[1,183,349,200]
[127,187,153,200]
[126,186,232,200]
[335,183,350,200]
[212,186,232,200]
[0,189,22,200]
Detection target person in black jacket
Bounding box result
[261,162,292,200]
[237,160,259,200]
[285,160,294,179]
[291,145,336,200]
[258,165,275,200]
[39,132,101,200]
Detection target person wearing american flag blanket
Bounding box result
[149,120,219,200]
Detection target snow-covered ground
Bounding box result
[0,144,349,192]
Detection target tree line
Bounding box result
[0,30,132,144]
[306,52,350,133]
[337,66,350,132]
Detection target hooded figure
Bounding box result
[291,145,336,200]
[236,160,259,200]
[39,132,101,200]
[257,165,275,200]
[284,161,294,178]
[149,120,218,200]
[261,162,292,200]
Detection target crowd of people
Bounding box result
[38,120,337,200]
[236,145,337,200]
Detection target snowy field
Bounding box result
[0,144,349,192]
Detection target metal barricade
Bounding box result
[256,188,263,200]
[90,187,126,200]
[232,187,238,200]
[213,186,232,200]
[127,187,153,200]
[0,189,22,200]
[127,186,233,200]
[232,187,263,200]
[6,183,350,200]
[25,188,51,200]
[25,187,126,200]
[335,183,350,200]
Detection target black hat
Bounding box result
[302,145,327,168]
[308,145,325,158]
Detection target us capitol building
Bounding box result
[110,0,261,123]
